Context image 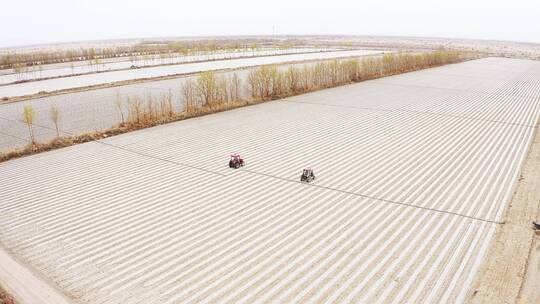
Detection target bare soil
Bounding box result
[0,286,16,304]
[467,119,540,304]
[517,214,540,303]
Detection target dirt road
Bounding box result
[0,245,72,304]
[467,119,540,304]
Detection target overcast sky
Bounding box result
[2,0,540,47]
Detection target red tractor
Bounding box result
[229,154,245,169]
[300,168,315,182]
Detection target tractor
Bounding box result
[229,154,245,169]
[300,168,315,183]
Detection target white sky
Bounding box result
[2,0,540,47]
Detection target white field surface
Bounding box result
[0,48,334,84]
[0,57,539,303]
[0,49,383,98]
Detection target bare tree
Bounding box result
[50,106,60,138]
[165,89,174,118]
[115,91,125,125]
[196,71,218,106]
[129,96,142,124]
[285,67,299,93]
[182,79,197,112]
[22,105,36,145]
[247,70,258,99]
[228,73,242,102]
[217,76,229,104]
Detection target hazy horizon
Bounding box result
[3,34,540,50]
[1,0,539,48]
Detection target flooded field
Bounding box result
[0,48,333,84]
[0,53,388,152]
[0,49,384,98]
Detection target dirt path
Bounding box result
[0,245,73,304]
[467,119,540,304]
[518,233,540,304]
